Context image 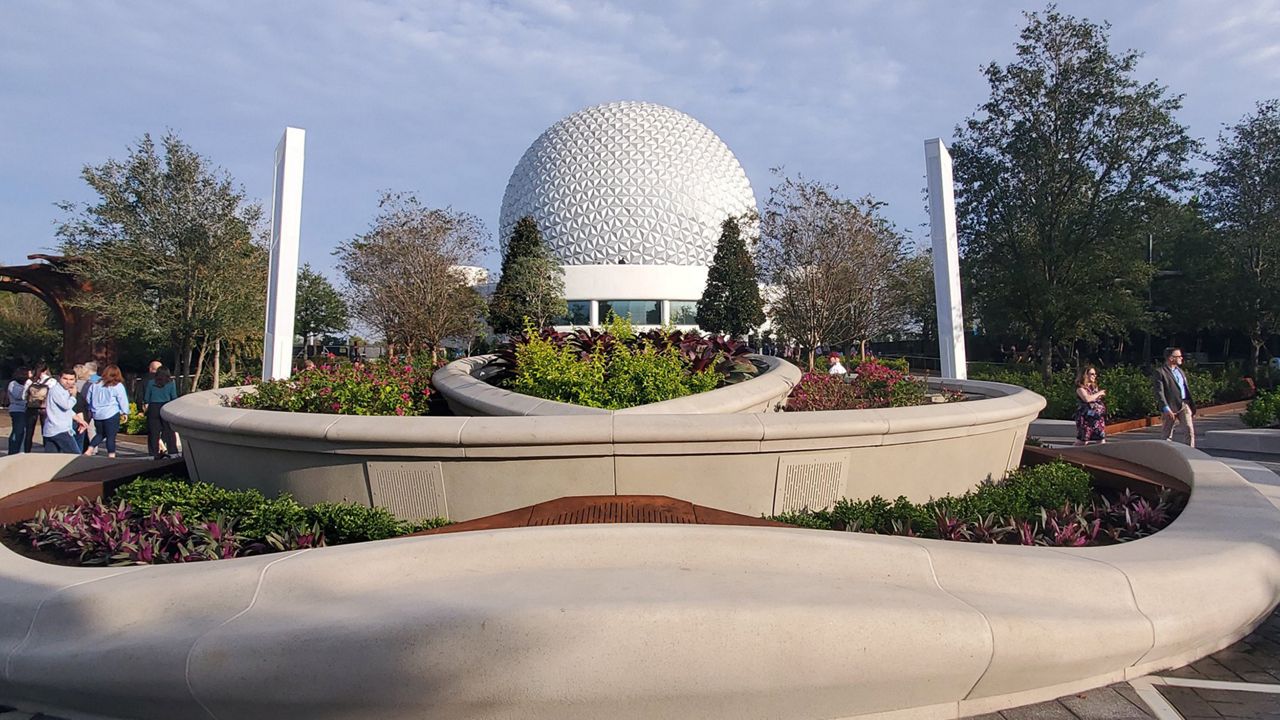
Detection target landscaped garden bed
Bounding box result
[784,356,965,411]
[1,475,448,566]
[229,354,438,416]
[485,318,761,409]
[769,460,1186,546]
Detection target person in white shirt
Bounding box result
[42,370,88,454]
[828,352,848,376]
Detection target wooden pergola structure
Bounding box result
[0,254,110,367]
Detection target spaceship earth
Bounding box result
[499,101,757,267]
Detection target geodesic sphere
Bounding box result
[499,101,757,267]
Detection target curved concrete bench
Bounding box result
[162,378,1044,522]
[0,442,1277,719]
[432,353,803,416]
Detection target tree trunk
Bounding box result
[1039,336,1053,383]
[859,338,868,360]
[1222,336,1231,364]
[806,346,816,373]
[177,343,192,394]
[229,350,238,381]
[212,339,222,389]
[191,341,209,393]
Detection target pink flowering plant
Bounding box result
[231,354,436,416]
[784,359,929,411]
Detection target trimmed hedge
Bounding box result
[969,364,1254,421]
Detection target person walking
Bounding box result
[23,363,51,452]
[143,366,179,459]
[43,369,86,454]
[84,364,130,458]
[1073,365,1107,445]
[73,363,93,452]
[6,366,30,454]
[1153,347,1196,447]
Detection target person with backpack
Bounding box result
[84,364,129,458]
[7,366,30,454]
[23,363,51,452]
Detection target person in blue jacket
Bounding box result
[84,364,130,458]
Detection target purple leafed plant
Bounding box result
[21,498,327,566]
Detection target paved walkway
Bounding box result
[2,412,1278,719]
[995,410,1280,719]
[0,413,152,460]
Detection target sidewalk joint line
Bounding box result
[1149,675,1280,694]
[1129,678,1185,720]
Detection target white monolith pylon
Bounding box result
[924,138,967,379]
[263,127,306,380]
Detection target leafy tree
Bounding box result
[1201,99,1280,371]
[696,217,765,338]
[897,251,938,347]
[488,216,565,334]
[951,7,1196,380]
[335,192,488,361]
[295,263,349,349]
[57,132,266,390]
[0,294,61,368]
[756,173,912,370]
[1144,199,1220,354]
[843,211,913,358]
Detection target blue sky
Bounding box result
[2,1,1277,278]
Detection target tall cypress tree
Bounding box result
[489,215,566,334]
[697,217,764,338]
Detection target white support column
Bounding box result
[924,138,967,380]
[263,127,306,380]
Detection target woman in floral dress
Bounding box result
[1074,365,1107,445]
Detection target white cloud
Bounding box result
[0,0,1275,272]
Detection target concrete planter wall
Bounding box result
[1,443,1278,719]
[432,353,803,416]
[162,378,1044,523]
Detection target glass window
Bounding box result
[553,300,592,326]
[599,300,660,325]
[669,301,699,325]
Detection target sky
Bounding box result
[2,0,1278,279]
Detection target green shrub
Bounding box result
[122,403,147,435]
[1243,389,1280,428]
[509,318,719,409]
[306,502,407,543]
[776,460,1092,534]
[110,476,446,543]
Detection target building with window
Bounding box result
[499,101,758,329]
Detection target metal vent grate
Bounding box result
[529,500,694,526]
[366,461,448,521]
[775,454,849,514]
